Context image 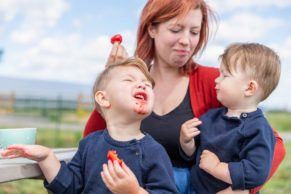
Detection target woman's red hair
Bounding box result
[135,0,215,74]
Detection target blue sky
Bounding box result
[0,0,291,110]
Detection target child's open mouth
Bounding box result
[133,92,147,102]
[133,91,148,115]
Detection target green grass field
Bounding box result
[265,111,291,132]
[260,141,291,193]
[0,111,290,193]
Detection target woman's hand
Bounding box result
[106,34,128,68]
[101,160,147,194]
[1,144,51,162]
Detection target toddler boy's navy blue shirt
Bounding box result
[45,129,179,194]
[191,108,275,194]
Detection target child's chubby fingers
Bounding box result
[107,160,120,181]
[101,171,112,189]
[181,118,201,138]
[1,150,19,158]
[200,150,209,158]
[100,171,109,188]
[187,128,201,137]
[185,117,202,127]
[201,149,211,156]
[200,150,217,162]
[1,144,28,158]
[101,163,115,187]
[120,162,139,183]
[181,118,202,131]
[6,144,28,153]
[2,152,25,159]
[112,160,126,178]
[6,144,48,160]
[120,161,133,176]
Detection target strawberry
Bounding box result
[110,34,122,44]
[107,150,123,165]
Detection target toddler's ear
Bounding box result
[95,91,111,108]
[245,80,258,96]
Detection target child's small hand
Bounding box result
[200,150,233,184]
[1,144,51,162]
[180,117,201,143]
[179,118,201,156]
[199,149,220,175]
[101,160,142,194]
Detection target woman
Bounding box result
[84,0,286,193]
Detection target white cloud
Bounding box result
[10,29,41,44]
[119,30,136,56]
[0,0,69,24]
[275,36,291,61]
[0,28,3,39]
[1,0,69,44]
[197,44,224,67]
[72,19,82,28]
[0,0,18,22]
[208,0,291,12]
[272,36,291,91]
[215,12,285,43]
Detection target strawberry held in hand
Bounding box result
[110,34,122,44]
[107,150,123,166]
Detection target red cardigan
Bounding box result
[83,65,286,193]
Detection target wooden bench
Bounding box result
[0,148,77,183]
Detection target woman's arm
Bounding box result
[250,129,286,194]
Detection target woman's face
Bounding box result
[149,8,202,68]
